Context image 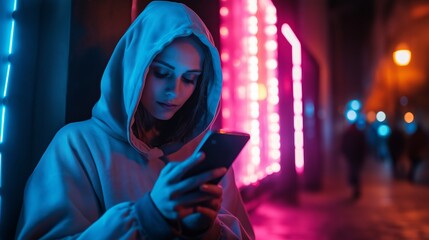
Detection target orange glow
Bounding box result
[366,111,376,123]
[404,112,414,123]
[393,49,411,66]
[258,83,268,100]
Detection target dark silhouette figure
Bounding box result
[387,125,406,178]
[407,124,428,183]
[341,123,367,200]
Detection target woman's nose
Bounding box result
[165,77,180,98]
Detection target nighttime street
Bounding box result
[2,0,429,239]
[248,157,429,239]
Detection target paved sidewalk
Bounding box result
[246,158,429,240]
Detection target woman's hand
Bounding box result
[181,183,223,235]
[150,152,227,221]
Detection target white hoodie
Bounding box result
[16,1,254,239]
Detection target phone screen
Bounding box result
[182,130,250,184]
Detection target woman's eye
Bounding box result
[152,67,171,79]
[182,74,199,84]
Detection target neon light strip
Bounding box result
[3,64,11,98]
[0,106,5,144]
[0,153,2,187]
[281,23,304,173]
[1,0,17,144]
[8,21,15,54]
[220,0,280,186]
[1,0,17,193]
[245,0,260,185]
[263,1,281,176]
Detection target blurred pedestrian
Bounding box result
[340,122,367,200]
[387,124,406,178]
[407,123,428,183]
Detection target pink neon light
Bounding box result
[220,0,280,186]
[294,115,303,131]
[281,24,302,65]
[292,66,302,81]
[281,23,304,174]
[293,101,303,115]
[220,7,229,16]
[220,26,229,37]
[293,82,302,99]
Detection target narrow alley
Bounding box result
[247,158,429,239]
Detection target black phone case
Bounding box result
[182,130,250,184]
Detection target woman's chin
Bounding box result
[153,113,174,121]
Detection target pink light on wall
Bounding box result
[281,23,304,173]
[220,0,280,187]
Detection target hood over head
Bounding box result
[92,1,222,154]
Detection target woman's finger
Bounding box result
[196,196,222,212]
[168,152,205,181]
[175,205,195,219]
[194,205,218,221]
[200,184,223,197]
[173,167,227,194]
[174,187,218,207]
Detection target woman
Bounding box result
[17,1,254,239]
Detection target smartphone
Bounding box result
[182,130,250,184]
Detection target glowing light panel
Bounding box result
[220,0,280,186]
[1,0,17,201]
[1,0,16,143]
[281,24,304,174]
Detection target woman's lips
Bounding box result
[158,102,178,110]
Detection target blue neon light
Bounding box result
[1,0,17,144]
[8,21,15,54]
[346,109,358,122]
[0,153,2,186]
[377,124,391,137]
[0,153,2,187]
[0,106,5,143]
[3,64,10,98]
[349,99,361,111]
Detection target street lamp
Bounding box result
[393,49,411,66]
[392,44,411,122]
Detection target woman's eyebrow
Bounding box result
[153,60,202,73]
[153,60,174,69]
[187,70,202,73]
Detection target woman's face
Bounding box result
[141,37,204,120]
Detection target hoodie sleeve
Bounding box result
[16,128,128,239]
[16,127,178,240]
